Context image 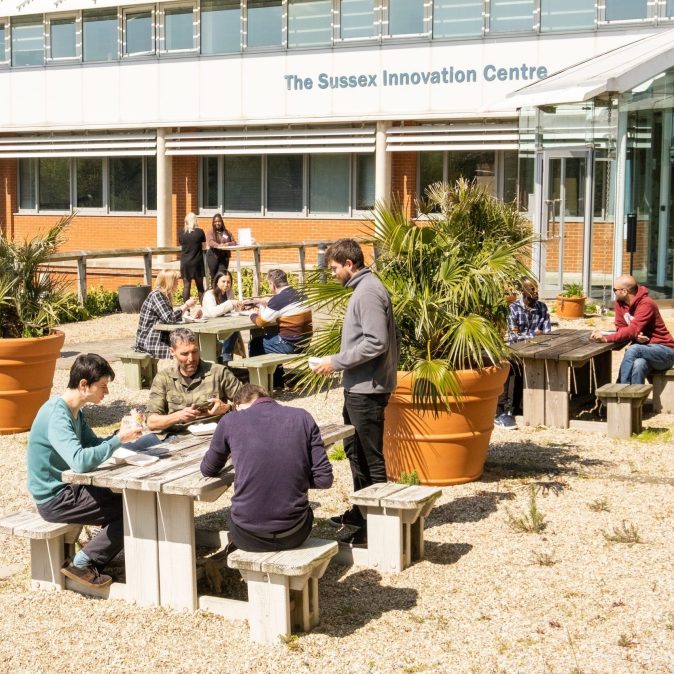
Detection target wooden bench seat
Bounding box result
[345,482,442,573]
[649,369,674,414]
[227,537,338,644]
[229,353,301,393]
[118,351,158,390]
[0,510,81,591]
[596,383,653,438]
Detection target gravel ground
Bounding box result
[0,312,673,673]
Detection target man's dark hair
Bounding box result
[267,269,288,288]
[325,238,364,269]
[233,383,268,406]
[67,354,115,389]
[170,327,198,348]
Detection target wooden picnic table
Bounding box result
[509,328,623,428]
[61,423,354,612]
[154,314,255,363]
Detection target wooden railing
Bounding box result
[48,241,333,303]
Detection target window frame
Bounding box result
[486,0,538,35]
[11,14,45,68]
[82,7,121,63]
[383,0,432,39]
[287,0,334,49]
[598,0,656,24]
[46,12,81,63]
[539,0,597,33]
[160,2,198,54]
[123,5,156,58]
[244,0,287,51]
[0,18,10,65]
[333,0,380,44]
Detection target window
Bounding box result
[49,16,77,59]
[503,151,518,203]
[12,17,43,67]
[604,0,647,21]
[146,159,157,211]
[388,0,424,35]
[247,0,283,48]
[668,0,674,18]
[288,0,332,48]
[202,157,219,209]
[19,158,37,210]
[0,24,6,62]
[489,0,534,33]
[201,0,240,53]
[39,158,70,210]
[540,0,594,31]
[110,157,143,211]
[164,5,195,51]
[268,155,303,211]
[356,154,375,210]
[125,9,153,55]
[224,156,262,211]
[76,158,103,208]
[310,154,349,213]
[83,9,118,62]
[419,152,443,209]
[433,0,483,38]
[340,0,375,39]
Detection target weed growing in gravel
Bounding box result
[665,613,674,630]
[602,520,643,544]
[634,428,671,443]
[506,485,547,533]
[327,444,346,461]
[588,497,610,512]
[617,633,638,648]
[531,549,557,566]
[398,470,420,485]
[279,633,301,650]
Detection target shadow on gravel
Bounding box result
[423,541,472,565]
[317,567,418,637]
[427,492,515,528]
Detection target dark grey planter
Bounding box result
[118,285,151,313]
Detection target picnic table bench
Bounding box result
[510,329,621,428]
[596,383,652,438]
[230,352,302,392]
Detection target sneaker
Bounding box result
[328,509,363,528]
[61,560,112,589]
[494,412,517,430]
[339,527,367,547]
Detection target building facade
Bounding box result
[0,0,673,296]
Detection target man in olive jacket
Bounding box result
[312,239,399,543]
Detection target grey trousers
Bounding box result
[37,484,123,569]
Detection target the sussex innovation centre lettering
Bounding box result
[284,63,548,90]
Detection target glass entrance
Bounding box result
[537,148,592,295]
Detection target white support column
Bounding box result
[657,111,672,286]
[156,128,172,257]
[375,121,391,208]
[613,110,629,281]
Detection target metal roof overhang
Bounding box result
[507,29,674,108]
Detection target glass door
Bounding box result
[537,148,593,295]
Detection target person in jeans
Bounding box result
[249,269,313,389]
[591,275,674,383]
[311,239,399,545]
[27,354,142,589]
[200,384,333,552]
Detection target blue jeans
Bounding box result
[249,332,300,388]
[618,343,674,384]
[218,332,241,365]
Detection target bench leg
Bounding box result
[239,570,291,644]
[631,400,644,435]
[522,358,546,426]
[546,360,570,429]
[30,536,67,591]
[652,376,674,414]
[606,401,633,438]
[411,516,425,563]
[123,361,144,391]
[366,508,404,573]
[140,359,157,389]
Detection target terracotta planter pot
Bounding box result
[383,365,509,486]
[556,295,586,319]
[0,330,65,435]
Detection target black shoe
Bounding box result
[329,509,363,528]
[340,527,367,547]
[61,560,112,589]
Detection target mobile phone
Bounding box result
[194,400,213,412]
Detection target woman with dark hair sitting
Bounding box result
[26,354,142,590]
[202,271,244,365]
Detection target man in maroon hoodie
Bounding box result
[591,275,674,384]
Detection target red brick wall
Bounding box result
[391,152,417,218]
[0,158,17,238]
[172,156,199,242]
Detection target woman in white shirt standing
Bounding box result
[202,271,244,364]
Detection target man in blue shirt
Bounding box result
[495,279,551,429]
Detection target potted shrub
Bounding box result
[556,282,586,319]
[0,215,75,434]
[301,179,532,485]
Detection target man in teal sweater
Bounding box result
[27,354,141,589]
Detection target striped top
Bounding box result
[251,286,312,343]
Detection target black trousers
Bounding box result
[182,276,205,303]
[37,484,123,569]
[343,390,391,525]
[207,251,230,281]
[227,509,313,553]
[496,360,523,416]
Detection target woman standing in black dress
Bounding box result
[206,213,237,281]
[179,212,206,303]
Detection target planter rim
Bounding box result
[0,329,65,344]
[556,294,586,300]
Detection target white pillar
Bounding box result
[375,121,390,208]
[612,110,629,281]
[156,128,172,253]
[657,111,672,286]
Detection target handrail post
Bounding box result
[143,251,153,286]
[317,242,327,282]
[298,245,306,285]
[76,257,87,304]
[253,247,261,296]
[236,250,243,300]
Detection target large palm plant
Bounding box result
[300,179,533,411]
[0,214,74,338]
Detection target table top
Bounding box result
[62,423,354,497]
[509,328,620,363]
[154,315,254,335]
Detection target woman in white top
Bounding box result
[202,271,244,364]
